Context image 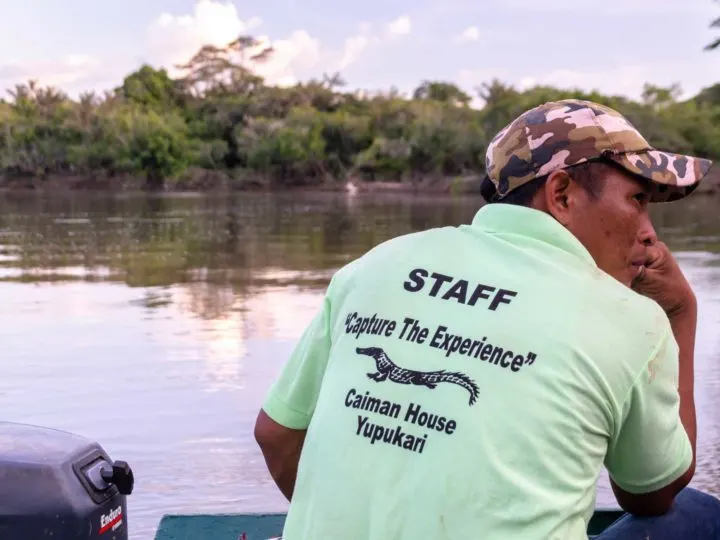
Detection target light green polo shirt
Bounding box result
[262,203,692,540]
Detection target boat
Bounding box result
[152,508,626,539]
[0,421,625,540]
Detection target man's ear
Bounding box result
[542,170,576,225]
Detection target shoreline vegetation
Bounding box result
[1,36,719,196]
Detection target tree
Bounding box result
[1,35,720,191]
[120,65,185,109]
[641,83,682,110]
[123,110,190,190]
[706,0,720,50]
[412,81,471,106]
[174,35,273,97]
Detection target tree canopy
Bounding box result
[1,35,718,190]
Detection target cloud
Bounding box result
[480,0,713,14]
[0,1,412,97]
[252,30,323,87]
[144,1,330,86]
[387,15,412,36]
[455,26,480,42]
[338,33,372,71]
[0,54,104,96]
[335,17,414,72]
[146,0,270,76]
[145,1,410,87]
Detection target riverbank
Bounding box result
[0,169,476,194]
[2,166,719,196]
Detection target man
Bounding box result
[254,99,720,539]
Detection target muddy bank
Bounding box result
[1,166,719,196]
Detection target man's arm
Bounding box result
[608,241,698,516]
[672,298,698,461]
[610,298,697,516]
[253,294,334,500]
[254,410,307,501]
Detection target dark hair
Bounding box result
[481,159,618,206]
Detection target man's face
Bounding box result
[561,168,658,287]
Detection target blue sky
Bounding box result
[1,0,718,104]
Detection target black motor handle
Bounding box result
[101,460,134,495]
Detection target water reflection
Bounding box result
[0,191,718,539]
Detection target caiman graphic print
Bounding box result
[356,346,479,405]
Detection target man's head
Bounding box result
[480,99,714,287]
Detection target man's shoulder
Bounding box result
[595,271,668,323]
[330,226,457,283]
[368,226,458,254]
[581,272,673,362]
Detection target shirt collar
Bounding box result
[469,203,597,267]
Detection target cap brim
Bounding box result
[609,150,714,203]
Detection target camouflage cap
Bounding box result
[485,99,714,203]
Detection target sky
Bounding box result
[0,0,718,106]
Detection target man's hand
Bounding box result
[632,241,696,317]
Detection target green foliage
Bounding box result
[122,109,190,186]
[120,65,185,110]
[62,105,190,188]
[0,36,718,189]
[413,81,472,106]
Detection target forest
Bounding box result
[0,34,719,192]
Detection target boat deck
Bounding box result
[153,509,625,539]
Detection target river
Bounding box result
[0,190,718,539]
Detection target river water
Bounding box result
[0,190,718,539]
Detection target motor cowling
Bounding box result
[0,422,134,540]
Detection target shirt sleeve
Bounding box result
[604,324,693,494]
[261,293,333,430]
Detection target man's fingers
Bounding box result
[631,269,645,290]
[644,244,665,268]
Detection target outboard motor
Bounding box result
[0,421,134,540]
